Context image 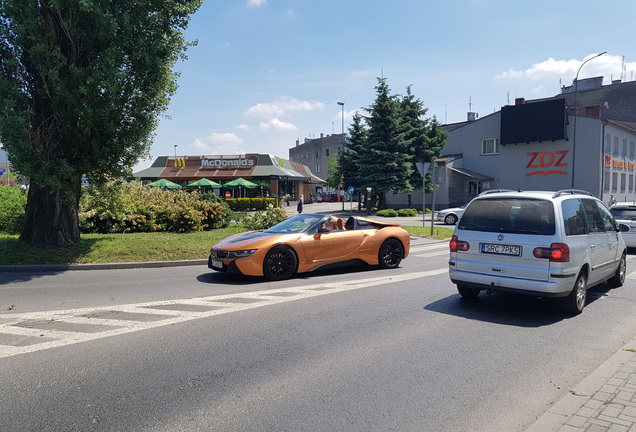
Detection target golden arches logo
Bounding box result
[174,158,185,168]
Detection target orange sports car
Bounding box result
[208,213,410,280]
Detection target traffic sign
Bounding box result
[347,186,354,195]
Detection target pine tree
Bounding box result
[361,77,412,209]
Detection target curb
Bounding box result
[0,259,208,273]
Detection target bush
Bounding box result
[78,181,230,233]
[397,208,418,217]
[0,185,27,233]
[243,205,288,230]
[376,208,399,217]
[225,197,277,211]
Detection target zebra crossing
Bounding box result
[2,241,633,360]
[0,265,447,359]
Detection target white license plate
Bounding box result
[211,259,224,269]
[481,243,521,256]
[630,227,636,232]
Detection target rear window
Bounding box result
[457,198,555,235]
[610,207,636,220]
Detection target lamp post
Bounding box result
[337,101,345,211]
[0,143,7,186]
[571,51,606,189]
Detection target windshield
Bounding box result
[457,198,555,235]
[264,214,325,233]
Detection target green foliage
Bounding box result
[397,208,418,217]
[225,197,278,211]
[376,209,399,217]
[243,205,289,231]
[0,185,27,233]
[78,181,230,233]
[0,1,202,246]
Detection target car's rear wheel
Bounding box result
[378,238,403,268]
[561,271,587,315]
[445,214,458,225]
[457,285,480,298]
[263,246,298,280]
[608,253,626,288]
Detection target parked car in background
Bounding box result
[437,203,468,225]
[610,202,636,247]
[323,193,339,202]
[449,189,628,315]
[209,213,410,280]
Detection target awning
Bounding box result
[448,167,494,181]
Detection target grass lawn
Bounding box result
[0,225,453,266]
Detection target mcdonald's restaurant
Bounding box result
[132,153,324,200]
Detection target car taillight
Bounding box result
[533,243,570,262]
[450,235,470,252]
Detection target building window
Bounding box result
[481,138,500,155]
[612,172,618,192]
[621,173,626,193]
[605,135,612,153]
[631,142,635,159]
[623,139,628,157]
[326,148,330,156]
[604,171,610,191]
[315,164,320,173]
[630,174,634,193]
[315,150,319,158]
[614,137,619,155]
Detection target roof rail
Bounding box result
[479,189,516,196]
[553,189,594,198]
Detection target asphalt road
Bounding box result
[2,244,636,431]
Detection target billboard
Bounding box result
[500,99,566,145]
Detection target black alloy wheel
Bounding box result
[378,238,404,269]
[263,246,298,280]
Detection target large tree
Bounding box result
[399,86,446,208]
[0,0,201,247]
[360,77,412,209]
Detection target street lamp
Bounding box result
[0,142,7,186]
[571,51,606,189]
[337,101,345,211]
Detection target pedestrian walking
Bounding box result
[609,194,616,207]
[297,194,304,214]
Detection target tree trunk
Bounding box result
[20,178,81,247]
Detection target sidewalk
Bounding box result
[526,336,636,432]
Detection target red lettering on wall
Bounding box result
[526,150,568,176]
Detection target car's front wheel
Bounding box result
[561,271,587,315]
[263,246,298,280]
[445,214,458,225]
[378,238,404,268]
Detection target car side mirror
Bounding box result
[314,227,331,238]
[618,223,630,232]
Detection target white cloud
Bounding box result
[259,118,298,131]
[237,124,250,131]
[244,97,324,120]
[189,133,244,154]
[247,0,266,7]
[496,54,633,82]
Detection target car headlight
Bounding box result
[228,249,257,258]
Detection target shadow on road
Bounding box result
[424,284,613,327]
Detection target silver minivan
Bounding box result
[448,190,628,314]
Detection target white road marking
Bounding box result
[0,268,448,359]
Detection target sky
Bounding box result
[135,0,636,171]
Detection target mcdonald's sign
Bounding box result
[174,158,185,168]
